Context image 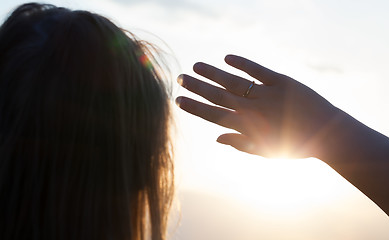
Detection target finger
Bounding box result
[217,133,259,155]
[176,97,242,132]
[193,62,266,98]
[224,55,283,86]
[217,133,282,158]
[177,74,244,110]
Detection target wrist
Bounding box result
[312,106,347,160]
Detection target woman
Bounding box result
[0,3,174,240]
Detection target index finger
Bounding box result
[224,55,283,86]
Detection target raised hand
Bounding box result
[177,55,389,215]
[176,55,340,158]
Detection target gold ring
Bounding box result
[243,81,255,97]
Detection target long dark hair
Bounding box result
[0,3,174,240]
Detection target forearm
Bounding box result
[317,108,389,216]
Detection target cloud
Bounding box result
[307,63,343,74]
[107,0,217,17]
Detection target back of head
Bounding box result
[0,3,173,240]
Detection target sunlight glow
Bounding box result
[213,157,347,213]
[2,0,387,238]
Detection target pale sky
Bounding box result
[1,0,389,239]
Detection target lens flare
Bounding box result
[139,53,153,70]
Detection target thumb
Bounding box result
[217,133,259,155]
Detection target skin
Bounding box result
[176,54,389,216]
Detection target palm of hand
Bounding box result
[239,78,337,158]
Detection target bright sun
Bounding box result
[220,157,346,212]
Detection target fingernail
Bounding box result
[225,55,234,63]
[193,62,204,72]
[177,75,184,86]
[216,136,226,144]
[175,97,182,107]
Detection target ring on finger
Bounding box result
[243,81,255,97]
